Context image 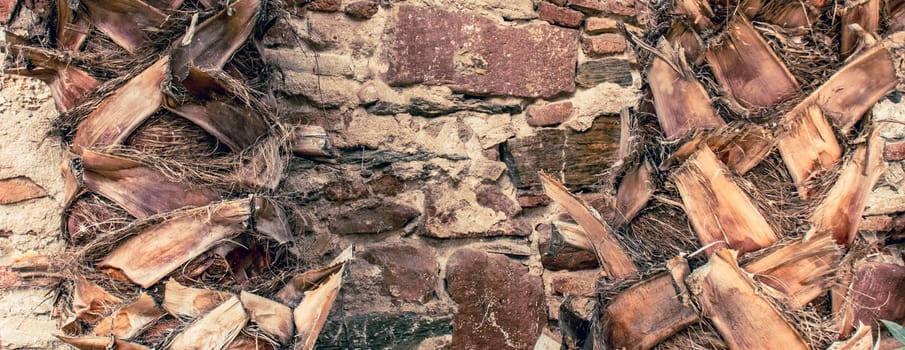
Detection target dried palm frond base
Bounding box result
[3,0,347,349]
[542,0,905,348]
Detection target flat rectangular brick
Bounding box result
[386,6,579,98]
[585,17,620,34]
[569,0,637,17]
[581,33,627,56]
[538,2,585,28]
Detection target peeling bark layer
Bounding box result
[73,58,169,151]
[841,0,880,57]
[839,261,905,338]
[777,104,843,198]
[613,159,654,227]
[98,198,253,288]
[170,0,261,80]
[648,44,724,140]
[687,249,809,349]
[705,15,799,109]
[168,295,249,349]
[809,130,886,245]
[80,149,219,218]
[79,0,167,53]
[540,172,638,278]
[745,236,840,308]
[672,146,777,254]
[601,258,699,350]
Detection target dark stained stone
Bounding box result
[344,0,378,19]
[368,174,404,197]
[475,185,521,217]
[446,249,546,350]
[526,101,574,126]
[329,202,420,234]
[501,116,620,189]
[363,246,437,303]
[575,58,633,87]
[538,1,585,28]
[386,6,579,98]
[316,312,453,349]
[324,179,368,201]
[308,0,341,12]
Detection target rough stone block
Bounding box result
[328,201,420,234]
[308,0,341,12]
[527,101,574,127]
[446,249,545,350]
[363,246,437,303]
[344,1,379,19]
[386,6,579,98]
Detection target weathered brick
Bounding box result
[344,1,379,19]
[518,194,552,208]
[538,2,585,28]
[886,140,905,161]
[581,33,627,56]
[362,246,437,303]
[552,273,598,297]
[329,202,420,234]
[527,101,574,126]
[569,0,636,17]
[861,215,894,231]
[585,17,620,34]
[386,6,579,98]
[308,0,341,12]
[447,249,545,350]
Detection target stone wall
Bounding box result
[1,0,904,349]
[262,0,642,347]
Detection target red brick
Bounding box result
[344,0,378,19]
[387,6,579,98]
[569,0,636,17]
[861,216,894,231]
[886,140,905,161]
[527,101,574,126]
[447,249,546,349]
[308,0,341,12]
[538,2,585,28]
[518,194,551,207]
[581,33,627,56]
[585,17,620,34]
[552,274,598,296]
